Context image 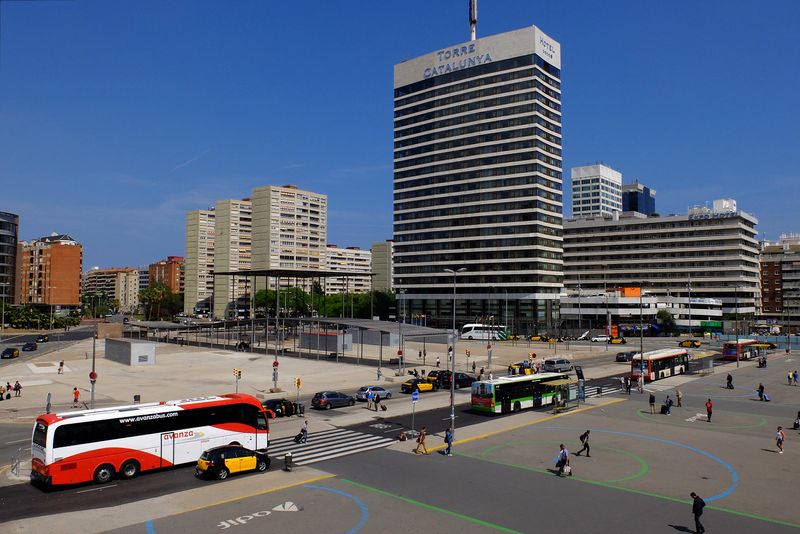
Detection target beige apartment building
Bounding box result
[371,240,393,292]
[83,267,140,313]
[324,245,372,294]
[184,209,215,315]
[212,199,253,318]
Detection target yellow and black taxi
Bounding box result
[609,337,627,345]
[1,347,20,359]
[401,378,438,394]
[678,339,702,348]
[528,335,543,342]
[426,370,445,385]
[196,445,270,480]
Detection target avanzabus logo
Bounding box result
[163,430,194,441]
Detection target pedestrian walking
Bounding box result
[373,394,381,412]
[758,382,765,401]
[726,373,734,390]
[299,419,309,443]
[414,426,429,454]
[366,389,374,411]
[508,365,513,376]
[625,376,632,395]
[72,387,80,408]
[377,367,382,381]
[575,430,591,457]
[676,389,683,407]
[649,393,656,414]
[776,426,786,454]
[705,398,713,423]
[794,370,799,386]
[444,427,453,456]
[0,384,5,401]
[788,371,793,386]
[57,361,64,374]
[555,444,570,476]
[13,381,21,397]
[436,356,440,368]
[793,410,800,430]
[664,395,674,415]
[690,492,706,534]
[472,361,476,374]
[619,376,626,391]
[421,369,426,378]
[418,350,422,360]
[488,372,494,380]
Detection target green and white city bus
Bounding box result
[471,372,574,414]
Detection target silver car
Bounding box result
[355,385,392,401]
[542,358,573,372]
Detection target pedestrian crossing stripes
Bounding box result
[267,428,395,466]
[583,386,622,398]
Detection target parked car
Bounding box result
[36,334,49,343]
[678,339,702,348]
[542,358,573,373]
[609,337,627,345]
[1,348,20,359]
[590,335,610,343]
[195,445,270,480]
[425,370,446,385]
[576,331,590,341]
[22,342,38,351]
[400,378,438,393]
[507,334,521,341]
[356,386,392,401]
[433,371,477,389]
[528,335,543,341]
[615,351,638,362]
[311,391,355,410]
[262,398,294,417]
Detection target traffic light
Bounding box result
[466,349,471,357]
[294,377,302,389]
[233,368,242,379]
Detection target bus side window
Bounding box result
[256,413,268,431]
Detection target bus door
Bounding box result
[532,383,544,407]
[160,432,175,467]
[497,388,512,413]
[256,412,269,450]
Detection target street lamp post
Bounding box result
[444,267,466,453]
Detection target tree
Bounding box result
[140,282,173,320]
[656,309,676,334]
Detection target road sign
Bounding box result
[89,371,97,381]
[273,360,279,368]
[411,390,419,403]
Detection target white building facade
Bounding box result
[213,199,253,318]
[570,163,622,218]
[324,245,372,294]
[184,209,215,315]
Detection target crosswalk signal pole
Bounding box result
[233,368,241,393]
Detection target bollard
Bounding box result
[597,387,602,397]
[133,394,141,404]
[283,452,293,472]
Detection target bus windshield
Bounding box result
[33,422,47,447]
[472,382,493,398]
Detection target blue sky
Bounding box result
[1,0,798,268]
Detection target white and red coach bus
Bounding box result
[630,349,690,382]
[31,393,270,486]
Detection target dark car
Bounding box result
[36,334,49,343]
[615,351,637,362]
[22,342,38,351]
[425,370,445,385]
[195,445,270,480]
[311,391,355,410]
[262,398,294,417]
[1,348,20,359]
[433,370,477,389]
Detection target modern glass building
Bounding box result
[393,25,563,333]
[0,212,19,308]
[622,181,656,215]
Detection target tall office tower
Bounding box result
[622,181,656,215]
[17,233,83,309]
[0,212,19,308]
[324,245,372,294]
[251,185,327,290]
[371,240,394,292]
[393,25,563,330]
[82,267,140,313]
[184,209,215,315]
[570,164,622,218]
[148,256,185,294]
[213,199,253,319]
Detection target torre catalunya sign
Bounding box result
[394,25,561,88]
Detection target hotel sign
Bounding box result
[423,43,492,79]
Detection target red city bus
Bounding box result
[721,339,760,361]
[631,349,690,382]
[31,394,269,487]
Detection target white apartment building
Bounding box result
[393,25,563,330]
[371,240,394,292]
[324,245,372,294]
[83,267,140,314]
[564,199,761,325]
[571,163,622,218]
[184,209,215,315]
[213,199,252,318]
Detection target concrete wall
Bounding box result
[298,331,352,352]
[97,322,123,339]
[105,338,156,366]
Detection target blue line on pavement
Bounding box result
[540,426,739,502]
[145,520,156,534]
[304,484,369,533]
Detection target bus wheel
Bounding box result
[513,401,521,413]
[94,464,115,484]
[120,460,140,479]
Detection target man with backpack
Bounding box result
[575,429,591,457]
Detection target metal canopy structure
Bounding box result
[311,317,448,336]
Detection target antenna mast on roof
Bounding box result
[469,0,477,41]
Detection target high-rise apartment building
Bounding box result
[371,240,394,292]
[324,245,372,294]
[148,256,185,294]
[760,234,800,324]
[563,199,761,326]
[83,267,140,313]
[138,268,150,292]
[570,164,622,218]
[0,212,19,307]
[251,185,327,285]
[184,209,215,315]
[213,199,253,318]
[622,181,656,215]
[16,233,83,308]
[393,25,563,329]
